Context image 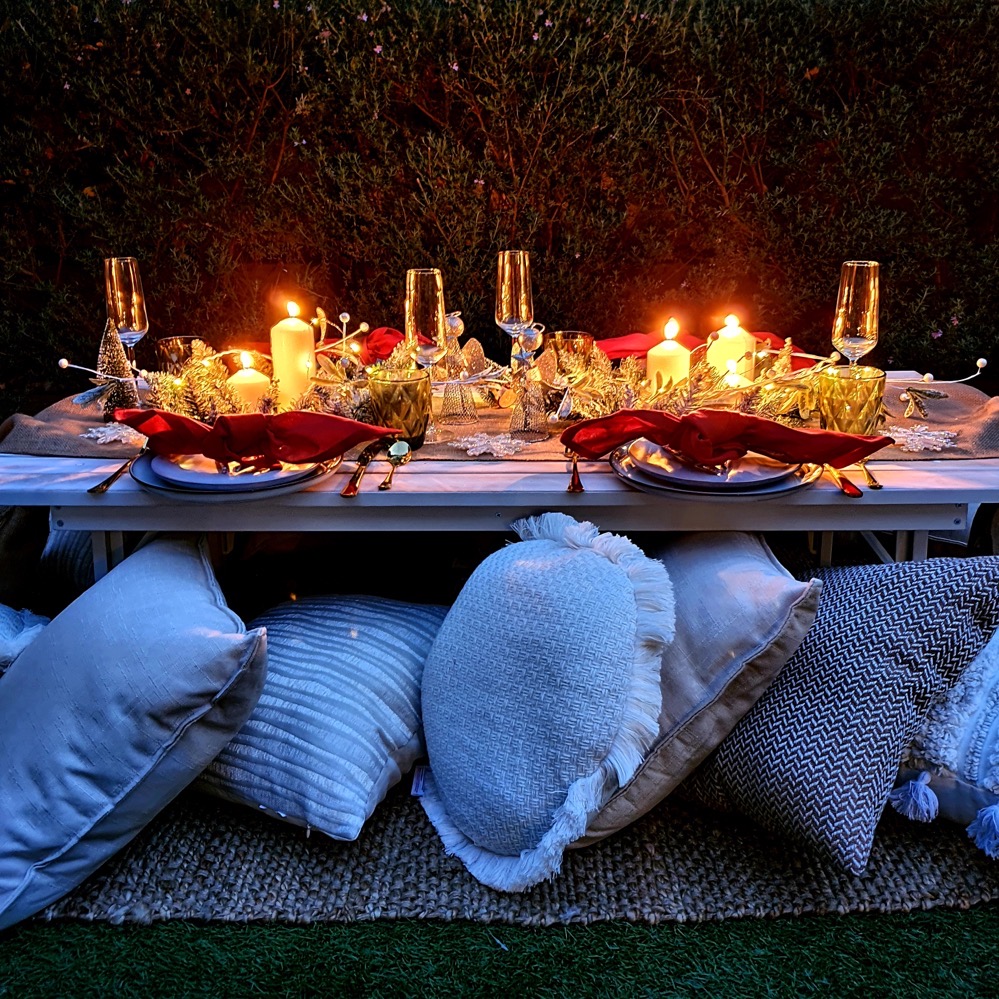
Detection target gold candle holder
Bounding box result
[154,336,199,375]
[817,365,886,436]
[367,367,431,449]
[549,331,595,374]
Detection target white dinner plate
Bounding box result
[131,452,337,501]
[611,446,822,499]
[150,453,318,492]
[627,438,801,492]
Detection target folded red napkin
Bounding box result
[560,408,893,468]
[115,409,397,466]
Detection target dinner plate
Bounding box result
[131,452,337,501]
[627,438,801,491]
[150,453,318,492]
[611,446,822,498]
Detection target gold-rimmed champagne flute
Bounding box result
[495,250,548,440]
[104,256,149,372]
[405,267,450,443]
[831,260,879,365]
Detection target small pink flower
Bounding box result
[451,62,459,71]
[951,315,959,325]
[359,12,368,20]
[319,29,331,39]
[532,31,539,40]
[931,329,943,339]
[374,44,382,54]
[545,18,552,26]
[473,178,485,185]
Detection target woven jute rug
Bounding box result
[39,786,999,926]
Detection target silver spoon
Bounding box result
[378,441,412,490]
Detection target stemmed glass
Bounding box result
[405,267,450,443]
[104,256,149,370]
[831,260,879,365]
[495,250,548,439]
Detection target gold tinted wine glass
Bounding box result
[405,267,450,443]
[104,256,149,369]
[831,260,879,365]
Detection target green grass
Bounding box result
[3,908,999,998]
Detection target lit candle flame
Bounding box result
[287,301,300,318]
[723,314,741,334]
[240,351,254,370]
[664,317,680,341]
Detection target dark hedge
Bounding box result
[1,0,997,411]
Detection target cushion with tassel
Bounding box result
[893,623,999,857]
[681,556,999,876]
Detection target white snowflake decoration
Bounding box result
[886,424,958,452]
[80,425,147,446]
[446,433,528,457]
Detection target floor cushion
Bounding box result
[0,535,267,930]
[420,512,676,892]
[197,594,448,841]
[580,532,821,844]
[681,556,999,875]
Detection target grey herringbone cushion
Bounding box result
[420,513,675,892]
[682,556,999,876]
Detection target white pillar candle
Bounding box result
[226,351,270,410]
[646,318,690,391]
[706,314,756,379]
[270,301,315,407]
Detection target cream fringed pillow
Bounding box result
[420,513,675,892]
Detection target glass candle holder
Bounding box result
[549,331,595,374]
[367,368,432,449]
[154,336,199,375]
[817,365,886,436]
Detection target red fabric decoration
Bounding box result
[560,408,892,468]
[595,331,704,360]
[595,330,814,370]
[115,409,397,466]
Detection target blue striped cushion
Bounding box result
[197,595,448,841]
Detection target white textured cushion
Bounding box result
[197,595,448,841]
[895,626,999,836]
[0,536,267,930]
[0,603,48,675]
[420,513,675,892]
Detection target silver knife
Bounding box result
[340,439,387,497]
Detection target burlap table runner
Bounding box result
[0,396,138,460]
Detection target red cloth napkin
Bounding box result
[115,409,398,466]
[560,408,893,468]
[595,330,814,370]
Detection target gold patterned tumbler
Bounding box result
[367,368,432,449]
[817,365,886,436]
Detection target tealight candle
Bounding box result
[645,317,690,391]
[706,314,756,379]
[722,359,751,388]
[226,351,270,409]
[270,301,315,406]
